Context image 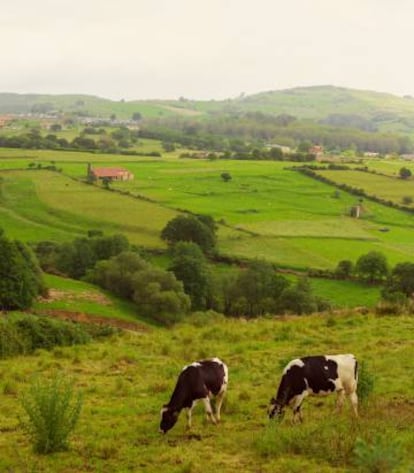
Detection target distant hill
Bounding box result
[0,93,185,119]
[2,86,414,135]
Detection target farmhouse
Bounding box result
[90,167,134,181]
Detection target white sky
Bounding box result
[1,0,412,100]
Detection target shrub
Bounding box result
[20,375,82,454]
[0,314,95,359]
[0,232,45,310]
[357,361,375,404]
[353,436,403,472]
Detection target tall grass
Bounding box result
[20,375,82,454]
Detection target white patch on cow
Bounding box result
[325,354,358,394]
[283,358,305,375]
[181,362,202,371]
[211,357,222,364]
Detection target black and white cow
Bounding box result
[268,354,358,423]
[159,358,228,434]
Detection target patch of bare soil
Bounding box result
[39,289,112,306]
[32,309,148,332]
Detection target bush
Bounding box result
[0,314,93,359]
[353,436,403,472]
[0,232,45,310]
[357,361,375,404]
[20,375,82,454]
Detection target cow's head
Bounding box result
[268,397,285,421]
[159,405,179,434]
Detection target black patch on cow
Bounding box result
[275,364,307,406]
[275,356,340,407]
[301,356,338,394]
[160,359,226,433]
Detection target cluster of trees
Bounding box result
[0,229,45,310]
[0,125,160,156]
[34,233,130,279]
[160,215,329,316]
[333,251,389,283]
[34,232,190,325]
[332,251,414,306]
[141,111,413,154]
[87,252,190,325]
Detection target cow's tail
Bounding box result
[354,357,359,386]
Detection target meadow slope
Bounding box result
[1,308,414,472]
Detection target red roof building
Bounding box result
[91,167,134,181]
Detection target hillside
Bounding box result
[1,298,414,472]
[3,86,414,135]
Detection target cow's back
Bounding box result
[326,354,358,394]
[198,359,227,396]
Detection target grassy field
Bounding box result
[1,299,414,472]
[0,169,180,246]
[2,148,414,272]
[319,169,414,207]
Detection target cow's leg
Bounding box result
[336,389,346,412]
[291,393,307,424]
[293,405,303,423]
[202,397,217,424]
[349,391,358,417]
[215,390,226,422]
[186,400,198,430]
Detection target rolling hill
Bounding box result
[2,86,414,135]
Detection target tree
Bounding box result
[132,112,142,121]
[297,141,312,153]
[399,167,412,179]
[268,147,283,160]
[56,238,97,279]
[0,231,45,310]
[335,260,354,279]
[383,262,414,298]
[169,242,210,310]
[355,251,388,283]
[221,172,232,182]
[277,277,322,315]
[162,142,175,152]
[161,215,216,254]
[224,260,289,317]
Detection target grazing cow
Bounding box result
[268,354,358,423]
[159,357,228,434]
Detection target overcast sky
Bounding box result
[1,0,412,101]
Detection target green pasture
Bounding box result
[33,274,141,323]
[308,278,381,308]
[363,158,414,176]
[0,169,179,246]
[2,150,414,270]
[319,169,414,206]
[1,305,414,472]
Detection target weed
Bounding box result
[353,435,403,472]
[20,374,82,454]
[358,361,375,404]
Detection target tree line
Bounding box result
[140,111,413,154]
